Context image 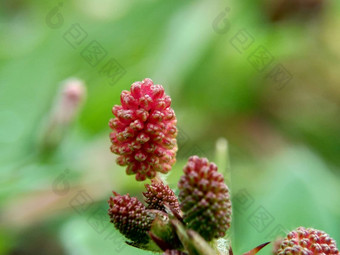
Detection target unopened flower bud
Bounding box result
[178,156,232,241]
[143,179,181,214]
[109,78,177,181]
[40,78,86,150]
[277,227,339,255]
[108,192,156,245]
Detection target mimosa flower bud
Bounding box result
[143,179,181,214]
[108,192,157,244]
[40,78,86,150]
[57,78,86,123]
[178,156,232,241]
[109,78,177,181]
[277,227,339,255]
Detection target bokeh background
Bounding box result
[1,0,340,254]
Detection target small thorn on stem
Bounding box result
[243,242,270,255]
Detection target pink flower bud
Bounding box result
[109,78,177,181]
[277,227,339,255]
[40,78,86,150]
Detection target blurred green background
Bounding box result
[1,0,340,254]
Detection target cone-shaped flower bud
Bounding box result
[109,78,177,181]
[277,227,339,255]
[40,78,86,150]
[144,179,181,214]
[178,156,232,241]
[108,192,157,245]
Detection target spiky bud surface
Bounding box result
[178,156,232,241]
[277,227,339,255]
[108,192,156,244]
[109,78,177,181]
[144,179,181,214]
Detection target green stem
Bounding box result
[214,138,234,252]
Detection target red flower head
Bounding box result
[277,227,339,255]
[178,156,232,241]
[109,78,177,181]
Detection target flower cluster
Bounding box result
[108,156,234,254]
[107,78,339,255]
[109,78,177,181]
